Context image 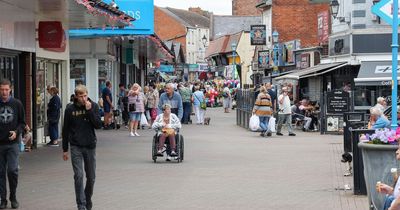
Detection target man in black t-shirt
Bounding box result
[266,83,277,113]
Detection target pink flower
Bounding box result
[388,137,396,142]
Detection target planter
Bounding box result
[358,143,399,210]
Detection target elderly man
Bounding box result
[374,97,387,113]
[158,83,183,120]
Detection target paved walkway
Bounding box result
[17,108,368,210]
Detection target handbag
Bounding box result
[128,103,136,112]
[162,127,175,135]
[194,93,206,110]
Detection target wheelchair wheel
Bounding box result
[180,135,184,162]
[152,136,157,163]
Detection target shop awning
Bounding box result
[274,62,347,81]
[355,61,400,86]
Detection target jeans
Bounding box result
[277,114,294,134]
[0,144,19,201]
[194,105,205,124]
[259,116,270,133]
[383,195,395,210]
[303,117,312,130]
[71,146,96,210]
[49,122,59,141]
[182,102,192,124]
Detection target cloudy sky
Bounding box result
[154,0,232,15]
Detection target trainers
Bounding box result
[276,132,283,136]
[130,132,135,137]
[289,133,296,136]
[0,201,7,209]
[170,151,177,156]
[134,132,140,136]
[166,156,172,161]
[266,132,272,137]
[46,142,59,147]
[157,150,163,156]
[260,132,265,137]
[10,200,18,209]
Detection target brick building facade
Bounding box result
[272,0,328,47]
[234,0,329,47]
[232,0,261,16]
[154,7,188,53]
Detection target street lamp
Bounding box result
[231,42,237,65]
[272,30,279,67]
[201,35,207,48]
[329,0,339,19]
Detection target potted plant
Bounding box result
[358,128,400,210]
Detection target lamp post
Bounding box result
[231,42,237,80]
[329,0,339,19]
[272,30,279,68]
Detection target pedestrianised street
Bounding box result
[18,108,367,210]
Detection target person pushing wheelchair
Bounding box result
[152,104,181,157]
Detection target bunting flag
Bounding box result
[75,0,133,27]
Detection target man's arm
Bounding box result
[17,100,26,138]
[105,95,113,108]
[177,94,183,120]
[88,103,103,129]
[62,107,71,153]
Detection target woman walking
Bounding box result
[252,86,273,137]
[146,84,159,127]
[128,83,145,137]
[222,87,232,113]
[192,85,205,125]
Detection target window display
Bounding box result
[70,59,86,87]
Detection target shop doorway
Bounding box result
[35,60,61,129]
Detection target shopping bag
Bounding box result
[140,113,148,126]
[249,115,260,131]
[268,116,276,133]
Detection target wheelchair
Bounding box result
[152,130,184,163]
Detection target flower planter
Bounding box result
[358,143,399,210]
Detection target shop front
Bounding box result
[354,61,400,111]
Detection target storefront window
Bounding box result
[0,56,15,95]
[70,59,86,87]
[354,86,400,107]
[98,60,112,97]
[35,61,46,127]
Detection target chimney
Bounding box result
[189,7,203,14]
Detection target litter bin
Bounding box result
[343,112,367,153]
[351,129,375,195]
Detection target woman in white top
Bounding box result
[152,104,181,156]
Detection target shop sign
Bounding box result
[258,50,270,69]
[329,35,350,56]
[374,65,400,73]
[70,0,154,37]
[317,11,329,44]
[327,90,350,113]
[158,64,174,73]
[188,64,199,72]
[300,53,310,69]
[250,25,266,45]
[38,21,65,50]
[198,63,209,72]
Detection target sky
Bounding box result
[154,0,232,15]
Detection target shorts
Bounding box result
[129,112,141,121]
[103,103,111,113]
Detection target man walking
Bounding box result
[276,87,296,136]
[158,83,183,120]
[62,85,102,210]
[0,79,25,209]
[102,81,113,129]
[178,83,192,124]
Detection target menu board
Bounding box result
[327,90,350,113]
